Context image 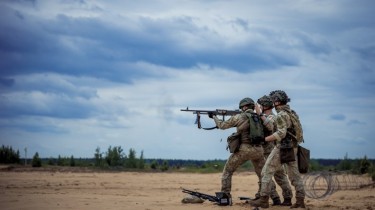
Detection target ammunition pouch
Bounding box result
[279,138,295,164]
[250,136,265,145]
[297,145,310,173]
[227,133,241,153]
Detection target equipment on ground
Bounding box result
[181,188,232,206]
[238,196,256,201]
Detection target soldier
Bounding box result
[250,90,306,208]
[209,97,278,203]
[254,95,293,206]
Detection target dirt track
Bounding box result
[0,169,374,210]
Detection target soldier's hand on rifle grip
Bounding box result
[208,112,215,119]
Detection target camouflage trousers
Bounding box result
[255,143,292,200]
[221,144,277,195]
[260,145,305,199]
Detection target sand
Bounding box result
[0,167,374,210]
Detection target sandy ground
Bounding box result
[0,167,374,210]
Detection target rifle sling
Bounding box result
[201,126,218,130]
[195,113,201,129]
[195,112,218,130]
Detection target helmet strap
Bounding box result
[262,107,273,111]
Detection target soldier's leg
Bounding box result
[249,147,281,208]
[269,180,281,205]
[221,154,235,193]
[254,144,272,200]
[251,159,280,204]
[252,154,280,203]
[273,167,293,200]
[260,147,282,197]
[286,148,306,208]
[250,158,262,200]
[221,147,250,193]
[248,146,265,199]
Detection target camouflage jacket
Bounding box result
[272,105,293,143]
[262,113,276,155]
[263,112,276,135]
[213,109,255,145]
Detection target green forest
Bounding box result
[1,144,374,180]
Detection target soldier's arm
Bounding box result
[213,114,240,130]
[266,114,288,142]
[263,114,274,132]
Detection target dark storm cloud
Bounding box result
[0,3,306,83]
[0,78,15,87]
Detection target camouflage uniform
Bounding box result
[255,113,293,201]
[260,105,305,199]
[213,109,277,194]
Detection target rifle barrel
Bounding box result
[180,108,240,115]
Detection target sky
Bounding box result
[0,0,374,160]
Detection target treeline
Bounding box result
[93,146,145,169]
[0,145,374,177]
[0,145,21,164]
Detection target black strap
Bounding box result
[195,113,218,130]
[202,126,218,130]
[195,112,201,128]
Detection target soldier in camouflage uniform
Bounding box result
[209,97,278,201]
[254,95,293,206]
[250,91,306,208]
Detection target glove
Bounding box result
[208,112,216,119]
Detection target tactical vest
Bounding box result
[246,113,265,145]
[236,111,265,145]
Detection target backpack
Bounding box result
[285,109,304,144]
[245,113,265,145]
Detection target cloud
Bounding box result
[0,74,99,118]
[330,114,346,121]
[347,120,366,126]
[0,0,374,159]
[0,77,15,87]
[0,1,325,79]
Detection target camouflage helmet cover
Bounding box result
[239,97,255,108]
[257,95,274,108]
[269,90,290,104]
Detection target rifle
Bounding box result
[181,188,232,206]
[180,107,241,130]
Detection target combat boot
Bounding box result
[249,196,269,208]
[252,194,260,200]
[272,197,281,206]
[281,198,292,206]
[290,197,305,208]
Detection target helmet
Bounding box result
[269,90,290,104]
[257,95,273,108]
[239,97,255,109]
